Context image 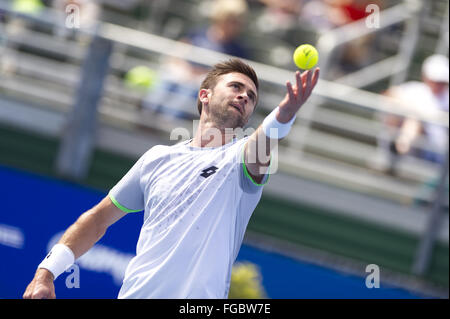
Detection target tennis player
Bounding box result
[23,59,319,299]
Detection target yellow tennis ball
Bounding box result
[293,44,319,70]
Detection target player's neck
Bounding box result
[191,120,236,148]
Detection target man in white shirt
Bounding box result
[23,59,320,299]
[382,54,449,171]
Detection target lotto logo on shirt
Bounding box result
[200,166,218,178]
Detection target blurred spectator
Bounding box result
[300,0,347,31]
[380,54,449,174]
[255,0,303,35]
[300,0,381,77]
[334,0,381,75]
[184,0,250,59]
[139,59,202,121]
[300,0,379,31]
[1,0,45,75]
[139,0,251,121]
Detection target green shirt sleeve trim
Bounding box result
[108,193,142,213]
[241,146,271,187]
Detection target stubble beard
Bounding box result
[208,100,246,131]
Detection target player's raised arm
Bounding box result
[23,196,127,299]
[244,69,320,183]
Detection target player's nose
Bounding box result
[237,93,249,105]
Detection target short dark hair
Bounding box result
[197,59,259,115]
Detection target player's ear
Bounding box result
[199,89,211,104]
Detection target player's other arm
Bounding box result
[244,69,320,183]
[58,196,127,259]
[23,196,127,299]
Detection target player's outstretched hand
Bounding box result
[277,68,320,123]
[23,268,56,299]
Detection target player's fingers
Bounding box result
[31,287,53,299]
[286,81,295,101]
[312,68,320,87]
[304,68,319,100]
[295,71,301,99]
[304,70,312,100]
[300,70,309,98]
[23,283,34,299]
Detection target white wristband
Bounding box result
[38,244,75,280]
[262,106,296,139]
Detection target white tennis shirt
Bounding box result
[108,136,269,298]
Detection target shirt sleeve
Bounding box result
[237,137,270,194]
[108,153,146,213]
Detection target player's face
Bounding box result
[208,72,258,129]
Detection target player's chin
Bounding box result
[224,116,243,130]
[232,117,246,130]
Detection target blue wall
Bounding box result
[0,165,427,298]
